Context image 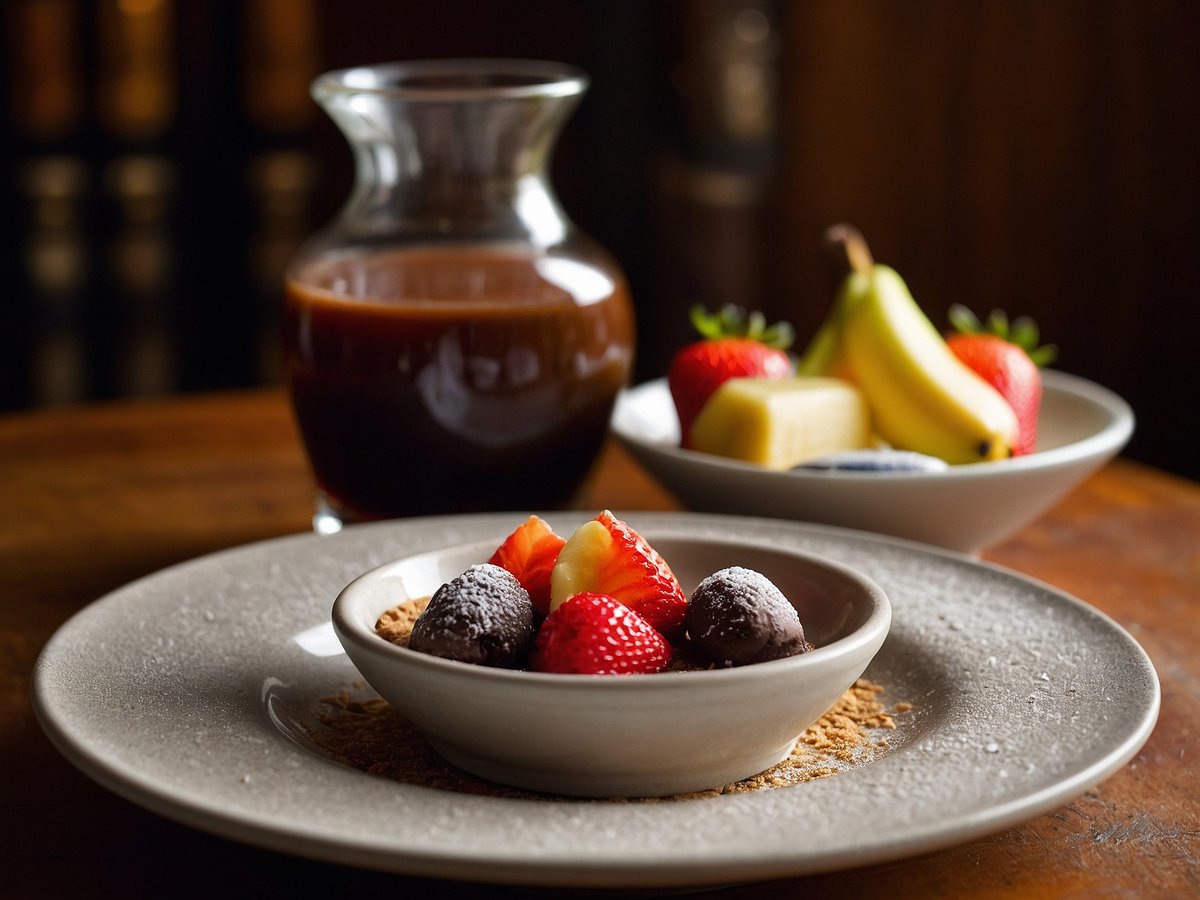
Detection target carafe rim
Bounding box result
[312,58,588,103]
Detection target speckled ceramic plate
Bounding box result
[33,513,1159,890]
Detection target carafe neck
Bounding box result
[314,60,587,248]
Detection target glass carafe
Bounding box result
[282,60,636,531]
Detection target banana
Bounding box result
[797,223,874,378]
[795,271,864,379]
[840,265,1017,463]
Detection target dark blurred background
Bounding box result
[3,0,1197,480]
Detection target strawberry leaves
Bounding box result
[689,304,795,350]
[948,304,1057,368]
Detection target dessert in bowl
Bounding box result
[331,521,890,798]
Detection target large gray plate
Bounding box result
[33,513,1159,890]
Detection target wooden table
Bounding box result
[3,390,1197,898]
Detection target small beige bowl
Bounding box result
[332,534,890,798]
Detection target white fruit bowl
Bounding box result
[610,370,1134,555]
[331,533,890,798]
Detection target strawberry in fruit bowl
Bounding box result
[668,305,795,448]
[946,305,1057,457]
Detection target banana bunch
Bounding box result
[798,227,1017,464]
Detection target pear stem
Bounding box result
[824,223,874,274]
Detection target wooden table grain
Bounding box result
[2,389,1197,898]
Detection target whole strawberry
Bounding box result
[668,305,794,448]
[530,592,673,675]
[946,305,1057,457]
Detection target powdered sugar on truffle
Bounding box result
[686,566,811,666]
[408,564,536,667]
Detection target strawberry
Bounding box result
[529,592,673,675]
[946,305,1057,457]
[487,515,566,616]
[668,305,794,447]
[550,510,688,643]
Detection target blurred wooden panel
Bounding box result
[3,1,1194,479]
[773,0,1200,478]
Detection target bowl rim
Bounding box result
[331,535,892,690]
[611,368,1134,483]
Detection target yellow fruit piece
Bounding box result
[548,519,611,611]
[688,377,872,470]
[795,270,865,379]
[841,266,1018,463]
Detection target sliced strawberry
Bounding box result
[530,592,673,675]
[550,510,687,643]
[487,515,566,616]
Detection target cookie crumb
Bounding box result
[304,677,908,801]
[375,597,430,646]
[333,598,910,799]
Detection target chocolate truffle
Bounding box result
[685,566,811,666]
[408,564,536,668]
